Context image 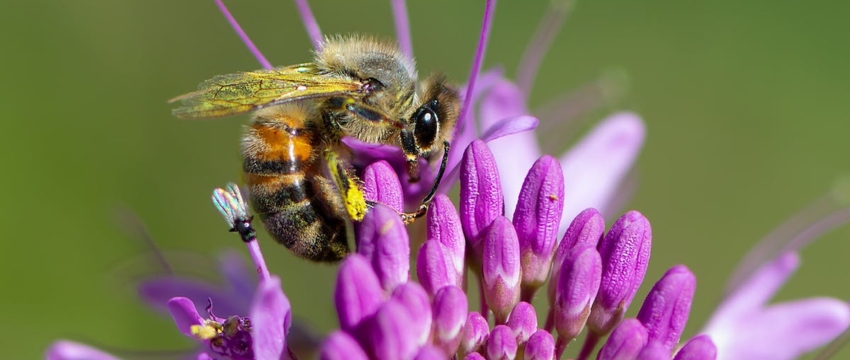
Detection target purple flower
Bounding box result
[699,199,850,360]
[702,252,850,360]
[47,1,850,360]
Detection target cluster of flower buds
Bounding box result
[318,139,716,360]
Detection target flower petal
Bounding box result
[478,79,540,216]
[250,276,291,360]
[218,250,257,299]
[138,277,246,317]
[480,115,539,144]
[708,252,798,324]
[167,297,203,337]
[45,341,120,360]
[559,112,645,232]
[707,298,850,360]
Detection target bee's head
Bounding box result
[401,75,460,182]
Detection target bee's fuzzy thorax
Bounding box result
[316,35,418,83]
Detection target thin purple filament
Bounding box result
[214,0,273,70]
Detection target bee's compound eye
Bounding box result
[414,106,439,150]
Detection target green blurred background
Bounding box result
[3,0,849,358]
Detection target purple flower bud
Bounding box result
[414,345,448,360]
[513,155,565,297]
[548,208,605,306]
[487,325,519,360]
[432,286,469,355]
[356,299,420,360]
[637,265,696,353]
[459,311,490,356]
[335,254,385,332]
[460,140,505,259]
[505,301,538,345]
[362,160,404,213]
[417,240,459,297]
[553,246,602,341]
[319,331,369,360]
[357,204,410,291]
[481,216,522,324]
[391,282,433,346]
[673,335,717,360]
[589,210,652,335]
[427,194,465,280]
[597,319,649,360]
[522,330,555,360]
[637,340,670,360]
[465,353,486,360]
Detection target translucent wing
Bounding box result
[171,63,364,119]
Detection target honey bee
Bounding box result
[172,36,460,262]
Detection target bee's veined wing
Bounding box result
[171,63,364,119]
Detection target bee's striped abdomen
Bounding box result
[242,106,349,261]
